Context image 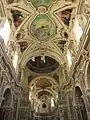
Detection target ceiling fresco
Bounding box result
[27,0,56,9]
[2,0,84,103]
[54,7,74,31]
[3,0,80,70]
[36,78,52,88]
[30,14,57,40]
[19,41,28,52]
[11,10,27,28]
[0,0,89,114]
[57,9,73,26]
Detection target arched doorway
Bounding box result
[0,88,12,120]
[75,86,88,120]
[42,103,46,108]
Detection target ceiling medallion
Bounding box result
[30,14,57,41]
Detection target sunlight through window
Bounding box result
[51,98,54,107]
[73,19,83,44]
[29,92,32,100]
[0,19,11,45]
[13,51,18,70]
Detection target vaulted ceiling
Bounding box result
[0,0,89,111]
[3,0,79,62]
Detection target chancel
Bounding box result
[0,0,90,120]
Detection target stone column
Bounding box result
[58,105,64,120]
[73,106,79,120]
[67,92,73,120]
[16,94,20,120]
[85,90,90,120]
[59,67,66,87]
[16,65,21,83]
[57,88,66,120]
[20,67,24,85]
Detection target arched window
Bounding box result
[42,103,46,108]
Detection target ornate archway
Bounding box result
[74,86,88,120]
[0,88,12,120]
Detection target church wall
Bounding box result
[0,37,20,120]
[68,26,90,120]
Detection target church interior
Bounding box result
[0,0,90,120]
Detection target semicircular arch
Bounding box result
[29,76,59,88]
[1,88,12,107]
[19,42,67,68]
[35,89,56,98]
[85,60,90,89]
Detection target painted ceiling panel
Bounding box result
[11,10,28,28]
[29,0,56,8]
[36,78,52,88]
[30,14,57,40]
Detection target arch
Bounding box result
[29,76,59,101]
[2,85,12,100]
[29,76,59,88]
[0,88,12,120]
[74,86,88,120]
[26,56,59,74]
[2,88,12,107]
[35,89,55,98]
[42,103,46,108]
[30,88,57,102]
[19,42,67,68]
[75,86,82,96]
